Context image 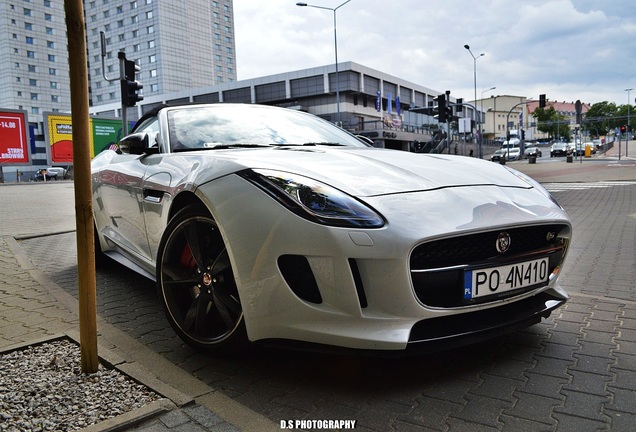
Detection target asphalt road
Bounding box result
[6,155,636,431]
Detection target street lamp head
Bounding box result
[464,44,470,50]
[296,2,308,6]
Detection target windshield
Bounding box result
[166,104,367,152]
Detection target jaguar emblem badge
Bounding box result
[496,232,511,254]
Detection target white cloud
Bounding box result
[234,0,636,105]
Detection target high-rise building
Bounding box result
[0,0,71,127]
[86,0,237,108]
[0,0,236,175]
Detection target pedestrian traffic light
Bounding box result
[539,94,546,108]
[456,98,463,112]
[435,94,447,123]
[621,125,627,134]
[121,57,143,107]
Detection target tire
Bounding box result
[156,204,246,353]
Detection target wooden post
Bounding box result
[65,0,99,373]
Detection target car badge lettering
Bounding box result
[496,232,511,254]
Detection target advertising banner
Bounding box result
[0,110,31,165]
[44,113,125,164]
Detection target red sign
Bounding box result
[0,111,30,164]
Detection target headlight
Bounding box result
[239,169,385,228]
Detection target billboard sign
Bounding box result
[44,113,126,164]
[0,109,31,165]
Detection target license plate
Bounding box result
[464,257,549,299]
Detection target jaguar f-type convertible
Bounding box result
[91,103,571,354]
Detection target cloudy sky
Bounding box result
[233,0,635,106]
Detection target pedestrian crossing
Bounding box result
[544,181,636,193]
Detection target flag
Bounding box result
[376,90,381,112]
[396,96,401,116]
[387,92,392,114]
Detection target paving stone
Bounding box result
[554,390,611,422]
[504,391,561,426]
[517,372,569,399]
[552,412,608,432]
[450,394,512,428]
[562,369,612,396]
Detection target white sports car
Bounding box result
[91,104,571,354]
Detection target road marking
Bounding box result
[544,181,636,192]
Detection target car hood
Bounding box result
[188,147,531,197]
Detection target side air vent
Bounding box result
[348,259,368,308]
[278,255,322,304]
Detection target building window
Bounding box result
[131,15,138,23]
[132,29,139,37]
[149,69,157,77]
[51,95,58,102]
[49,68,56,75]
[133,44,140,52]
[147,25,154,33]
[130,1,137,9]
[116,6,123,13]
[48,54,55,62]
[24,8,32,16]
[150,83,158,92]
[46,27,53,34]
[148,40,155,48]
[28,65,37,72]
[32,107,39,114]
[26,36,34,44]
[117,20,124,28]
[31,93,38,100]
[118,34,125,41]
[27,50,35,58]
[149,54,156,63]
[47,40,55,48]
[44,0,51,7]
[146,11,153,19]
[50,81,58,89]
[44,13,52,21]
[25,22,33,30]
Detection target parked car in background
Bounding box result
[504,147,521,161]
[490,149,507,162]
[550,142,569,157]
[525,147,542,158]
[33,167,68,181]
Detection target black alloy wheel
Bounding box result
[157,205,246,352]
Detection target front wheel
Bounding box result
[156,205,246,353]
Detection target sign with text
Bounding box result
[44,113,126,164]
[0,110,31,165]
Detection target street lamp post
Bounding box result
[297,0,352,125]
[480,86,496,145]
[625,88,633,134]
[464,45,485,158]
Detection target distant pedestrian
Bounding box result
[469,149,474,157]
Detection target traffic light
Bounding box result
[456,98,463,112]
[120,57,143,107]
[435,94,447,123]
[621,125,627,134]
[539,94,546,108]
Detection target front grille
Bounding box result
[410,224,570,307]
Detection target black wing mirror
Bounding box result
[119,132,159,155]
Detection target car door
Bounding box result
[95,118,161,264]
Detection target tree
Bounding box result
[534,106,571,140]
[583,101,618,136]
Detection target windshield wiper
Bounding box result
[201,143,271,149]
[298,142,345,147]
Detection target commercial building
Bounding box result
[90,61,470,153]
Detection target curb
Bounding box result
[4,235,279,431]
